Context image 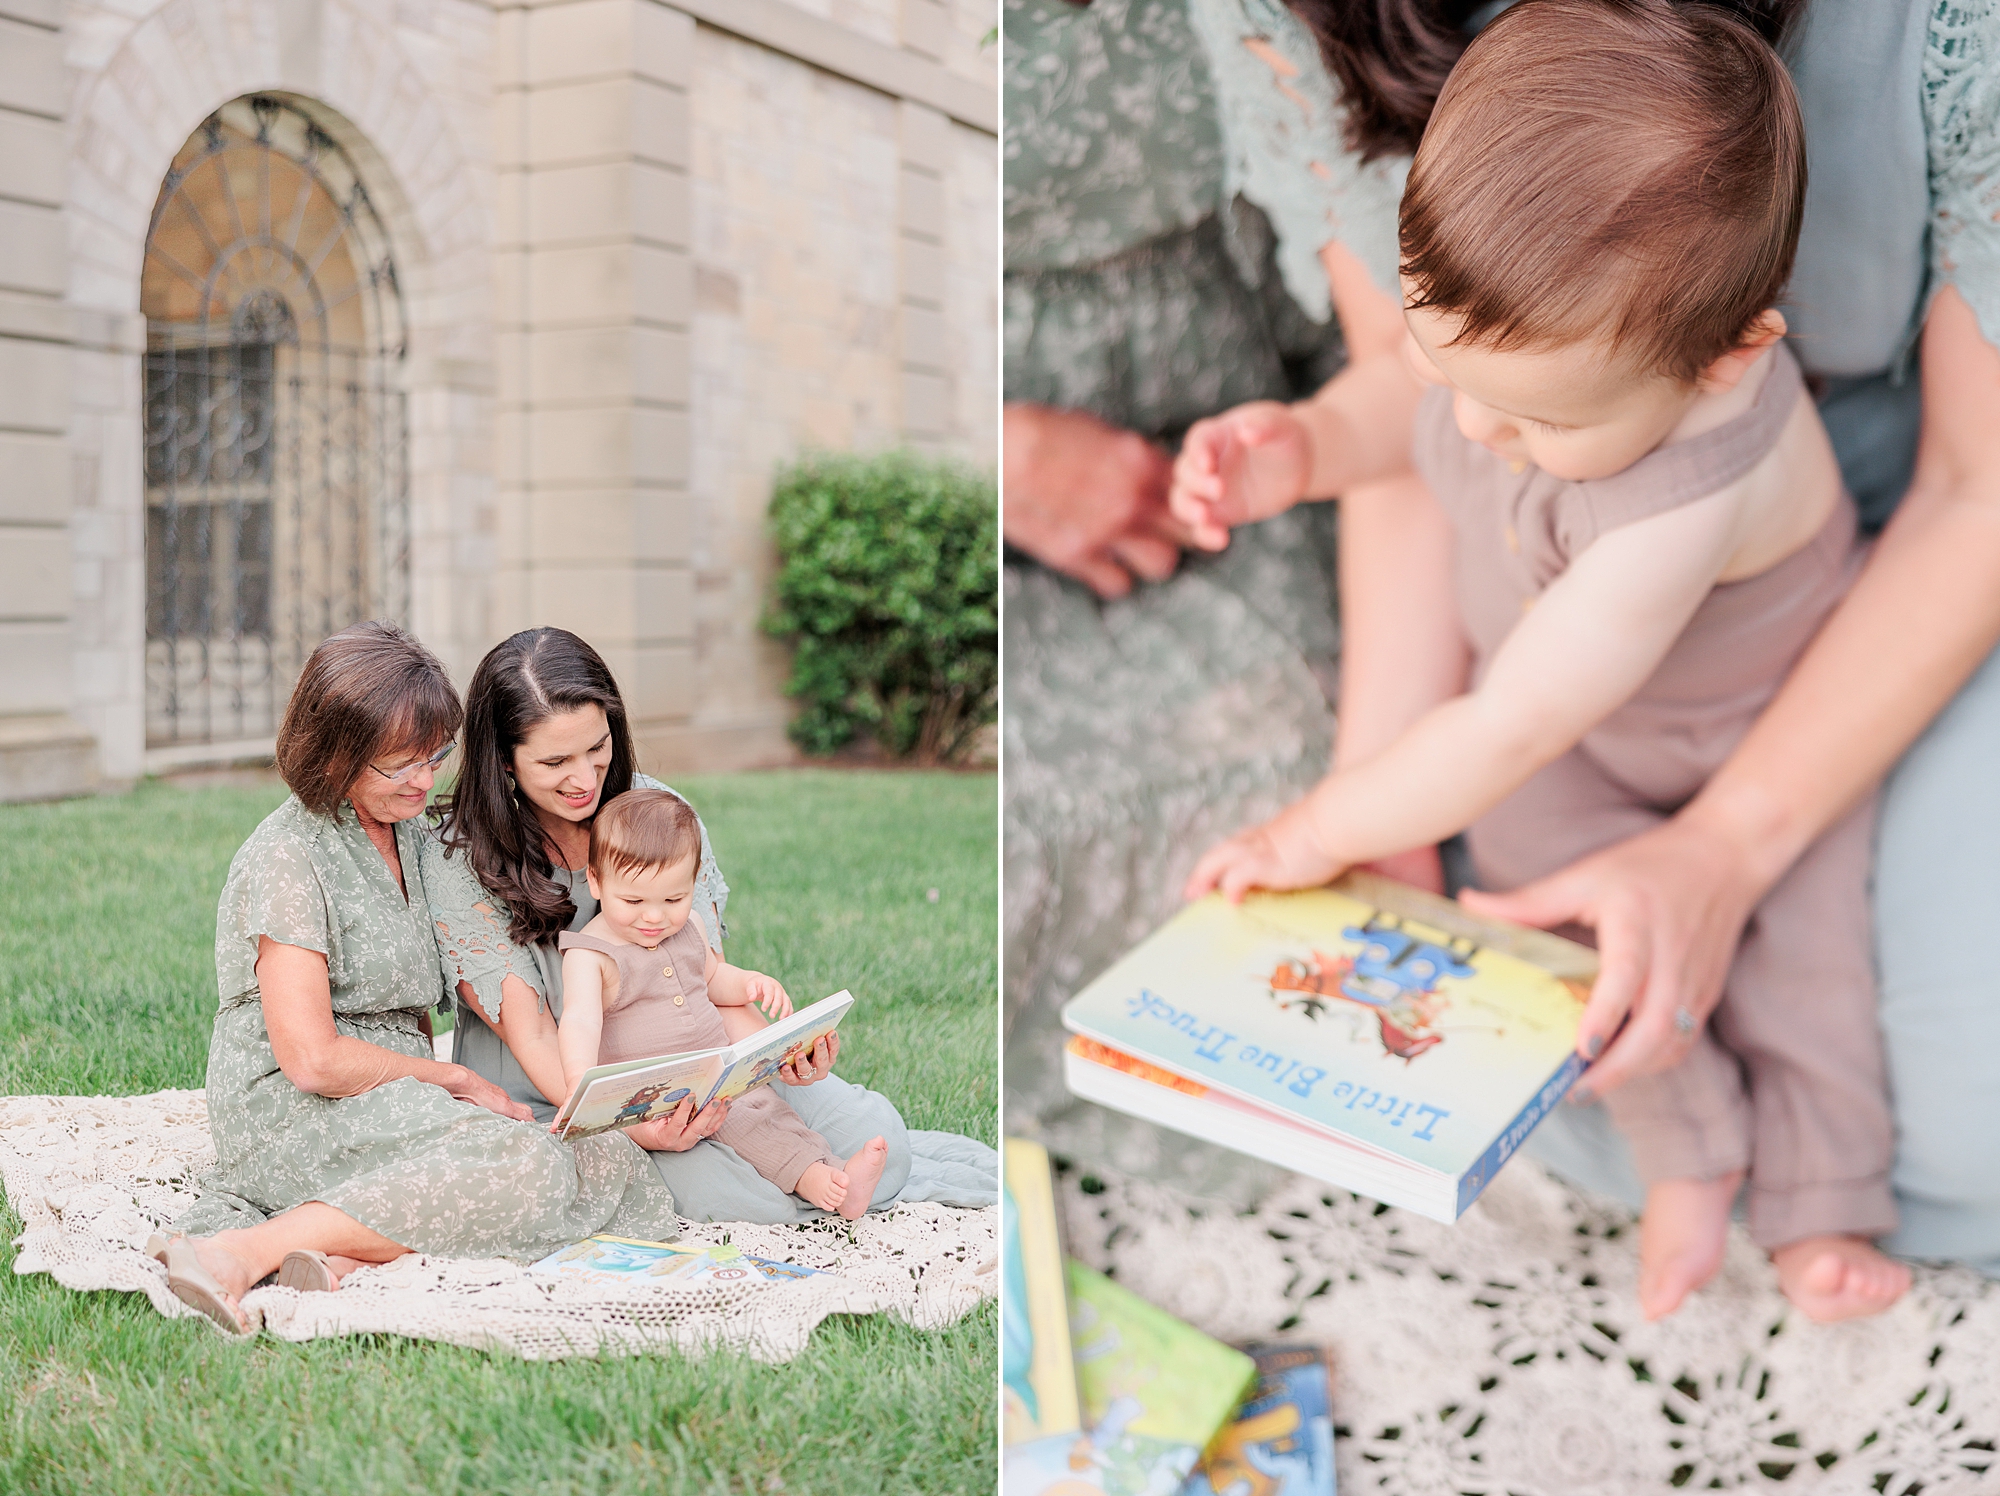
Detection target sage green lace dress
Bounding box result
[178,795,678,1258]
[1002,0,1398,1195]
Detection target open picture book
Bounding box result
[550,989,855,1139]
[1060,872,1594,1222]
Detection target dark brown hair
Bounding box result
[1397,0,1806,382]
[1286,0,1804,164]
[588,788,702,882]
[275,621,463,817]
[433,628,639,946]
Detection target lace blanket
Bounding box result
[1057,1156,2000,1494]
[0,1092,995,1362]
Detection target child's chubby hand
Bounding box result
[1169,401,1314,551]
[740,971,793,1022]
[1183,799,1350,904]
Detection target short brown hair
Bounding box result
[589,788,701,881]
[275,621,463,816]
[1398,0,1806,383]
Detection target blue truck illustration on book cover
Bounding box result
[1059,877,1593,1188]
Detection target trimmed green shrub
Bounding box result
[762,449,997,763]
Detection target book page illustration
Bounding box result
[702,991,853,1108]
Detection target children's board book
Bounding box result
[1063,1260,1258,1496]
[551,990,854,1139]
[1059,871,1594,1223]
[528,1235,823,1287]
[1003,1138,1097,1494]
[1187,1343,1337,1496]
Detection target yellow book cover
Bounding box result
[1060,873,1593,1210]
[1004,1137,1082,1447]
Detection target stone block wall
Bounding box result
[0,0,994,797]
[0,0,93,799]
[499,0,997,773]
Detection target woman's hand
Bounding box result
[778,1033,839,1087]
[441,1065,535,1122]
[625,1097,729,1152]
[1458,804,1770,1099]
[1003,403,1191,598]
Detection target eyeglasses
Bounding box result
[368,742,455,785]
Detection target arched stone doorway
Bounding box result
[140,95,410,750]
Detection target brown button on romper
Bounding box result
[1413,345,1895,1251]
[559,919,839,1196]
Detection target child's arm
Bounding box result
[704,945,793,1022]
[1169,338,1428,550]
[1171,239,1424,550]
[555,948,609,1098]
[1188,488,1748,899]
[1332,470,1473,892]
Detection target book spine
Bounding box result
[1454,1048,1587,1217]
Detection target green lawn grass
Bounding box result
[0,770,997,1496]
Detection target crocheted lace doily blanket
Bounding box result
[1056,1157,2000,1496]
[0,1092,996,1362]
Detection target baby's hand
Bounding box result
[742,972,793,1022]
[1169,402,1314,551]
[1183,801,1349,904]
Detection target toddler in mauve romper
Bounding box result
[556,789,887,1220]
[1171,0,1908,1323]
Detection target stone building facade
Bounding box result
[0,0,998,799]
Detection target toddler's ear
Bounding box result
[1700,309,1789,392]
[584,867,601,902]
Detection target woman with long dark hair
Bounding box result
[417,628,954,1224]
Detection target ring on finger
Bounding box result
[1672,1006,1697,1036]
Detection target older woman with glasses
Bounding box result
[153,621,678,1334]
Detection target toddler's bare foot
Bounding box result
[796,1138,890,1218]
[1771,1235,1910,1322]
[838,1136,889,1221]
[1638,1170,1744,1321]
[796,1161,849,1214]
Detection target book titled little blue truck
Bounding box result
[1060,874,1594,1219]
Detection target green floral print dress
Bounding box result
[176,794,679,1258]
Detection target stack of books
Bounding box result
[1003,1138,1338,1495]
[1060,873,1596,1222]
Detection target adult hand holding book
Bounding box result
[618,1095,730,1152]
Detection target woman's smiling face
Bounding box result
[511,704,614,825]
[347,738,451,825]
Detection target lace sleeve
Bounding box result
[632,773,731,949]
[1925,0,2000,349]
[413,829,546,1024]
[1187,0,1409,315]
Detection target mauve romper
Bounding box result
[1415,344,1895,1251]
[560,919,839,1195]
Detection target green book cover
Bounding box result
[1064,1260,1257,1495]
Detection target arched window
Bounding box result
[140,96,409,749]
